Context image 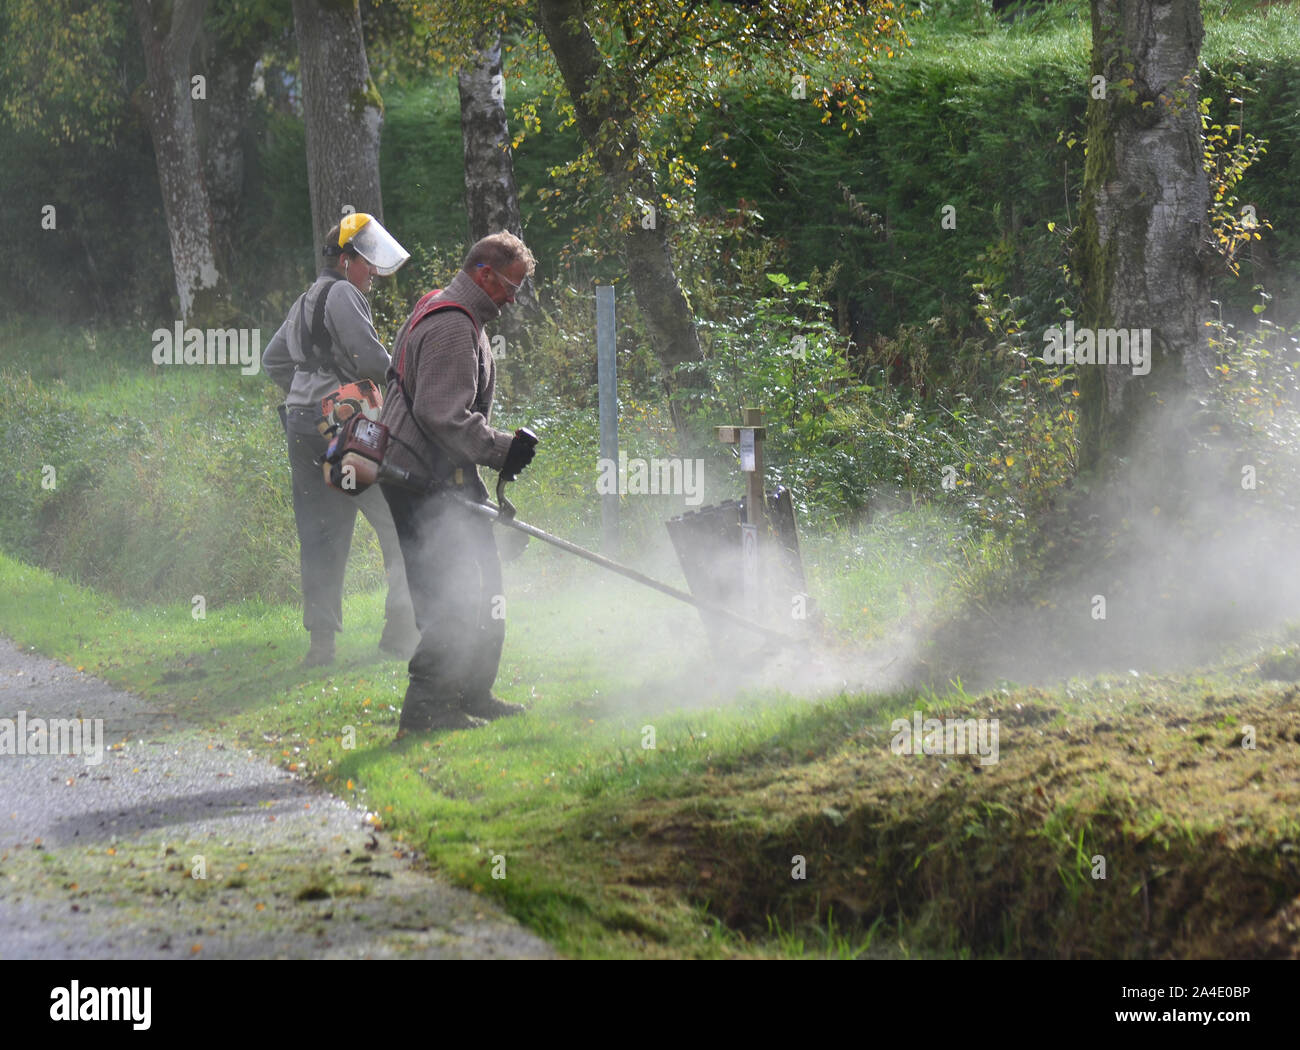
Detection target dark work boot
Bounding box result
[395,708,489,738]
[461,693,526,721]
[399,682,488,735]
[301,630,335,668]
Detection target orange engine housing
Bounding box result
[320,379,383,429]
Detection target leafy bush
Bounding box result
[671,268,1079,531]
[689,7,1300,357]
[1205,289,1300,510]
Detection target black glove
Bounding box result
[501,427,539,481]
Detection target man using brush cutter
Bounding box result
[380,232,539,734]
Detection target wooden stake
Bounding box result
[715,407,767,529]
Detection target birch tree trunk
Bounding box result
[458,29,533,312]
[458,29,536,386]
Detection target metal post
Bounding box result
[741,406,766,531]
[740,522,759,621]
[596,284,618,554]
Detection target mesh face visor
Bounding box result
[345,216,410,275]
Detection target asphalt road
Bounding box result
[0,637,555,959]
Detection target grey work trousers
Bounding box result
[282,406,416,639]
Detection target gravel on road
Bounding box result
[0,637,555,959]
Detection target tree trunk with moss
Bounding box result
[291,0,384,264]
[1077,0,1211,473]
[133,0,226,321]
[537,0,703,383]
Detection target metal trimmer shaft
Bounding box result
[377,455,803,647]
[449,491,805,649]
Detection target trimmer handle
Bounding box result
[495,473,515,520]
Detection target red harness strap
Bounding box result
[392,289,478,382]
[386,290,483,485]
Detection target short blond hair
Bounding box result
[464,231,536,278]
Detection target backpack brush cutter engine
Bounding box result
[316,379,411,494]
[319,409,421,495]
[319,379,383,430]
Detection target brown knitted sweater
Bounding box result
[380,269,515,486]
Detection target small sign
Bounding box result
[739,428,756,472]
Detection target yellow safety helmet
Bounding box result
[337,212,410,275]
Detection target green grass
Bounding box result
[0,416,1007,960]
[8,308,1300,956]
[0,318,709,609]
[6,544,1300,958]
[0,308,975,633]
[0,545,919,957]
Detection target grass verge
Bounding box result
[3,549,1300,958]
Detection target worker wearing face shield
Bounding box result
[262,213,421,668]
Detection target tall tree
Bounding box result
[414,0,907,407]
[457,27,536,376]
[1077,0,1211,472]
[537,0,700,378]
[133,0,227,320]
[458,29,533,304]
[291,0,385,264]
[458,31,521,242]
[536,0,908,408]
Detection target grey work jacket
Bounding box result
[262,270,392,412]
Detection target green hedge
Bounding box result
[691,12,1300,342]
